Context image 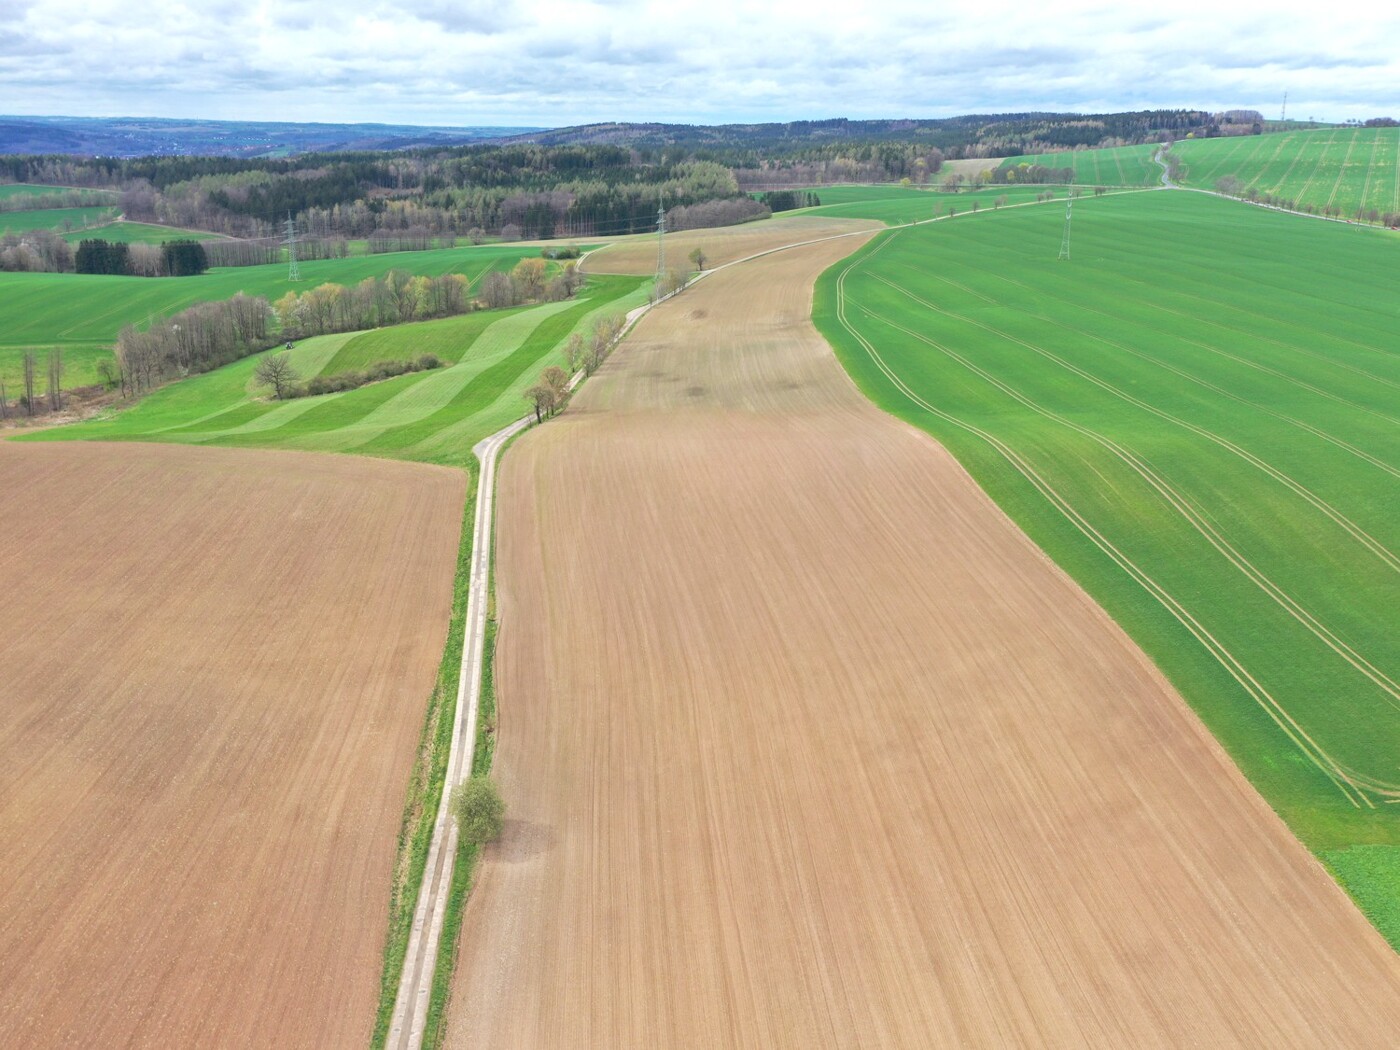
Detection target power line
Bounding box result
[284,214,300,282]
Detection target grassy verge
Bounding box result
[418,426,516,1048]
[369,461,476,1048]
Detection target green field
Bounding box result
[0,205,119,235]
[60,220,225,244]
[998,143,1160,186]
[799,184,1073,226]
[816,189,1400,944]
[0,183,117,202]
[1171,127,1400,218]
[0,243,546,389]
[21,273,647,467]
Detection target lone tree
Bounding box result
[688,246,708,271]
[254,352,299,400]
[452,775,504,843]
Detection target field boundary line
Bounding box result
[856,292,1400,731]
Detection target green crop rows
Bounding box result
[998,144,1160,186]
[815,189,1400,945]
[1171,127,1400,218]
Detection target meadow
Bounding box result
[797,183,1070,226]
[60,220,225,244]
[0,205,118,235]
[0,183,117,202]
[25,273,648,467]
[0,243,547,388]
[815,188,1400,942]
[1170,126,1400,218]
[997,143,1159,185]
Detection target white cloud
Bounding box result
[1,0,1397,124]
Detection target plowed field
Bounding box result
[0,442,464,1048]
[445,219,1400,1047]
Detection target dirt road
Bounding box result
[0,442,463,1048]
[444,221,1400,1047]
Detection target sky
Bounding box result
[2,0,1397,127]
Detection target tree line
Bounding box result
[74,238,210,276]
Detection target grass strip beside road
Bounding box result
[370,463,476,1048]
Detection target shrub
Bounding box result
[452,776,504,844]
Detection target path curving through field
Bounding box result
[444,219,1400,1047]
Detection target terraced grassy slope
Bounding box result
[1171,127,1400,218]
[817,189,1400,945]
[998,144,1159,185]
[25,274,647,467]
[0,244,542,389]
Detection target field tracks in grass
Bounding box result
[833,240,1382,805]
[858,292,1400,747]
[869,269,1400,577]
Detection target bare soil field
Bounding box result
[445,228,1400,1047]
[0,442,464,1048]
[584,215,877,276]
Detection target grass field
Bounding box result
[59,220,225,244]
[23,273,648,467]
[1171,126,1400,218]
[998,143,1159,185]
[797,183,1064,226]
[816,189,1400,943]
[0,243,547,389]
[0,183,117,203]
[0,205,119,235]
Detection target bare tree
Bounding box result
[253,352,299,400]
[22,350,36,416]
[563,332,586,374]
[47,348,63,411]
[479,271,516,310]
[0,375,8,420]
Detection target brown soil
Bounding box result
[445,229,1400,1047]
[0,441,464,1048]
[584,215,879,276]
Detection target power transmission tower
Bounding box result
[284,214,300,282]
[656,196,666,282]
[1280,90,1288,122]
[1058,199,1073,261]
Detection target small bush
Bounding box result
[452,775,504,844]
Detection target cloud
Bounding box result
[2,0,1398,125]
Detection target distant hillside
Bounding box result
[0,116,542,158]
[492,111,1221,157]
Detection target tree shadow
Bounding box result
[493,819,556,863]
